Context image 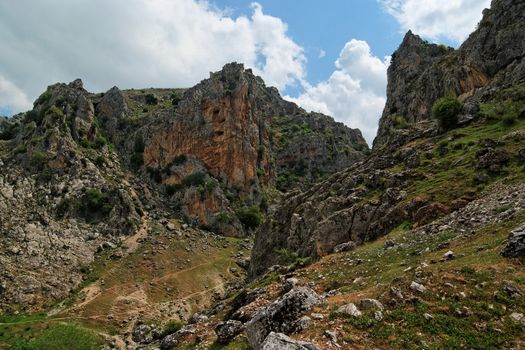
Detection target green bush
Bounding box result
[13,144,27,154]
[236,206,263,230]
[144,93,158,105]
[95,134,107,148]
[165,184,183,196]
[161,320,183,337]
[78,189,113,217]
[182,171,207,187]
[31,151,48,169]
[276,248,312,267]
[0,123,20,140]
[432,96,462,131]
[215,212,233,224]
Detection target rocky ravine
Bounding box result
[0,65,366,312]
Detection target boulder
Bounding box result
[333,241,356,253]
[246,287,323,350]
[261,332,320,350]
[336,303,362,317]
[501,224,525,258]
[160,326,195,350]
[215,320,244,344]
[132,324,152,343]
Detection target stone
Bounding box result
[160,326,195,350]
[333,241,357,253]
[166,222,176,231]
[442,250,455,260]
[510,313,524,322]
[424,313,434,321]
[324,330,337,343]
[261,332,320,350]
[246,287,323,350]
[336,303,362,317]
[282,278,299,293]
[374,310,384,321]
[293,316,312,332]
[215,320,244,344]
[359,298,384,311]
[132,324,152,343]
[410,281,427,293]
[189,313,209,324]
[501,224,525,258]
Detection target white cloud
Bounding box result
[0,75,31,114]
[0,0,305,114]
[380,0,491,43]
[318,49,326,59]
[287,40,389,145]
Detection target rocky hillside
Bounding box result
[0,65,365,313]
[250,0,525,276]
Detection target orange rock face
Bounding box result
[143,79,269,193]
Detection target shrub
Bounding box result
[162,320,183,337]
[182,171,207,187]
[276,248,312,267]
[144,93,158,105]
[13,144,27,154]
[215,212,233,224]
[0,123,20,140]
[204,178,218,192]
[236,206,263,230]
[95,134,107,148]
[393,115,410,129]
[165,184,183,196]
[502,114,517,126]
[432,96,462,131]
[78,189,113,218]
[31,151,48,169]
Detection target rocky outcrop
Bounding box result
[246,287,323,349]
[502,224,525,258]
[374,0,525,149]
[136,63,367,234]
[0,80,142,311]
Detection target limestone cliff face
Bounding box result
[250,0,525,277]
[374,0,525,149]
[135,63,367,234]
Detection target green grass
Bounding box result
[0,322,103,350]
[299,209,525,349]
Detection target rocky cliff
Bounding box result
[250,0,525,277]
[0,65,366,311]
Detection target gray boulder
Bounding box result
[262,332,320,350]
[246,287,323,350]
[215,320,244,344]
[333,241,356,253]
[502,224,525,258]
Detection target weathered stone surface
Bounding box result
[246,287,323,350]
[215,320,244,344]
[502,224,525,258]
[261,332,320,350]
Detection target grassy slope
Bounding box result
[0,219,250,349]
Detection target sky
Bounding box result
[0,0,491,144]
